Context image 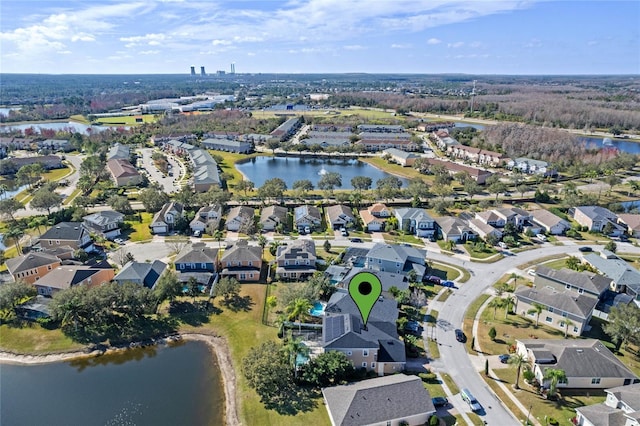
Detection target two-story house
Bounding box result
[326,204,356,230]
[275,239,317,281]
[394,208,436,238]
[39,222,93,252]
[83,210,125,240]
[113,260,167,289]
[226,206,255,232]
[151,202,184,234]
[576,383,640,426]
[189,205,222,234]
[360,203,392,232]
[531,209,571,235]
[6,252,61,284]
[34,261,114,296]
[107,159,142,187]
[219,240,262,282]
[583,251,640,304]
[259,205,288,232]
[294,205,322,232]
[364,243,428,280]
[435,216,476,243]
[174,243,218,285]
[573,206,624,236]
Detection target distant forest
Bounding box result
[1,73,639,132]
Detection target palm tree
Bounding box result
[0,183,7,200]
[257,235,267,259]
[488,298,504,320]
[287,298,313,333]
[502,295,515,319]
[543,368,567,398]
[563,318,575,338]
[508,353,527,389]
[285,333,310,379]
[3,227,24,255]
[527,302,545,327]
[213,230,224,265]
[627,180,640,197]
[510,272,520,288]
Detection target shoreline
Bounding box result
[0,332,241,426]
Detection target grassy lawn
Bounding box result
[440,372,460,395]
[214,151,262,189]
[360,156,428,180]
[464,241,500,260]
[0,324,86,354]
[431,260,470,282]
[427,338,441,360]
[180,284,330,426]
[492,368,606,426]
[542,258,569,270]
[518,254,568,270]
[42,166,72,182]
[382,232,424,245]
[435,289,453,303]
[63,188,82,206]
[463,294,491,352]
[126,212,153,242]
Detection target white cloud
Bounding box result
[426,38,441,45]
[212,39,232,46]
[344,45,366,50]
[447,42,464,48]
[139,50,160,55]
[57,50,72,55]
[71,33,96,42]
[391,43,411,49]
[247,52,256,56]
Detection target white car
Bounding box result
[527,269,536,276]
[114,238,126,245]
[536,234,547,242]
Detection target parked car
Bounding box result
[350,238,363,243]
[340,228,349,236]
[432,396,449,408]
[455,329,466,342]
[461,388,482,412]
[113,238,125,245]
[498,354,511,363]
[527,269,536,276]
[193,230,202,237]
[578,246,593,252]
[536,233,547,242]
[498,241,508,249]
[441,280,455,288]
[426,275,441,284]
[404,320,422,335]
[304,226,311,234]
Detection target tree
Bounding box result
[318,172,342,195]
[604,241,617,253]
[488,180,508,201]
[186,276,201,300]
[292,179,314,199]
[153,270,182,312]
[138,187,169,212]
[0,198,24,222]
[258,178,287,203]
[323,239,332,253]
[543,368,567,398]
[464,180,482,200]
[488,326,497,341]
[566,256,581,270]
[605,174,622,195]
[308,272,335,301]
[3,226,25,255]
[30,189,63,215]
[285,334,310,378]
[502,295,515,319]
[509,354,527,390]
[236,179,255,196]
[604,303,640,350]
[115,248,135,266]
[108,195,133,215]
[562,318,575,338]
[266,295,277,311]
[257,235,268,258]
[351,176,372,192]
[213,277,240,305]
[404,179,430,202]
[242,341,295,408]
[0,280,36,322]
[166,236,190,255]
[527,302,545,327]
[266,140,280,154]
[301,350,354,387]
[286,298,312,332]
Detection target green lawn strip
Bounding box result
[483,370,532,424]
[179,284,330,426]
[69,114,90,124]
[95,115,158,125]
[213,151,262,189]
[430,260,470,282]
[381,232,423,245]
[463,294,491,352]
[63,188,82,206]
[542,258,569,270]
[422,382,446,398]
[493,368,606,426]
[427,339,441,360]
[360,156,428,180]
[126,212,153,242]
[517,254,567,270]
[0,324,86,354]
[467,413,486,426]
[42,166,72,182]
[440,372,460,395]
[435,289,453,303]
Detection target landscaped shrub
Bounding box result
[429,414,440,426]
[418,372,438,383]
[547,417,559,425]
[488,326,497,341]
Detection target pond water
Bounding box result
[618,199,640,211]
[578,136,640,155]
[0,107,21,116]
[0,121,118,134]
[0,340,224,426]
[236,156,409,189]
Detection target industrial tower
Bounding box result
[190,66,196,76]
[230,63,235,74]
[200,66,206,77]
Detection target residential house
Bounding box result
[394,208,436,238]
[190,205,222,234]
[150,202,184,234]
[6,252,62,284]
[113,260,167,289]
[469,218,503,241]
[424,158,492,184]
[575,383,640,426]
[174,243,218,285]
[259,205,288,232]
[356,138,419,152]
[448,145,505,166]
[294,205,322,232]
[219,240,262,282]
[302,137,351,149]
[188,148,221,192]
[416,122,453,132]
[39,222,93,252]
[364,243,427,280]
[618,213,640,238]
[360,203,391,232]
[226,206,255,232]
[326,205,356,230]
[431,129,460,151]
[0,155,63,175]
[534,266,612,300]
[270,117,301,141]
[38,139,72,152]
[275,239,317,280]
[573,206,624,236]
[107,159,142,187]
[383,148,420,166]
[34,261,115,296]
[322,291,405,376]
[507,157,554,176]
[83,210,125,240]
[202,137,253,154]
[106,143,130,161]
[322,374,435,426]
[583,251,640,304]
[514,285,597,336]
[335,268,410,293]
[357,124,405,133]
[436,216,476,242]
[516,339,639,390]
[531,209,571,235]
[494,207,532,229]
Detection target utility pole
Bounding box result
[470,80,477,113]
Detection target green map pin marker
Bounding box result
[348,272,382,328]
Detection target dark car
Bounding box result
[455,329,466,343]
[350,237,363,243]
[404,320,422,335]
[441,280,455,288]
[432,396,449,408]
[499,354,511,363]
[578,246,593,252]
[426,275,441,284]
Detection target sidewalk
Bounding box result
[471,294,542,426]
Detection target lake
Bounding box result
[0,121,117,134]
[579,136,640,155]
[236,156,410,189]
[0,340,224,426]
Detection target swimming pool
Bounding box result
[309,301,326,317]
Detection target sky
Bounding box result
[1,0,638,75]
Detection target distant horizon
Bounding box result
[1,72,638,77]
[1,1,638,75]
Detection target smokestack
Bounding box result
[200,66,206,76]
[190,66,196,76]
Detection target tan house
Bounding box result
[107,159,142,187]
[382,148,420,166]
[275,239,316,280]
[6,252,61,284]
[219,240,262,282]
[34,261,115,296]
[618,213,640,238]
[516,339,639,390]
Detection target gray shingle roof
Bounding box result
[515,286,597,319]
[322,374,434,426]
[583,253,640,292]
[114,260,167,288]
[575,403,626,426]
[260,205,287,225]
[607,383,640,411]
[535,266,612,296]
[6,252,61,275]
[40,222,87,241]
[83,210,124,227]
[106,143,130,161]
[325,291,398,323]
[326,204,355,225]
[175,243,218,264]
[220,240,261,263]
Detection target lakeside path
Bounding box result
[0,333,241,426]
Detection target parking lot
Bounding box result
[137,148,183,194]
